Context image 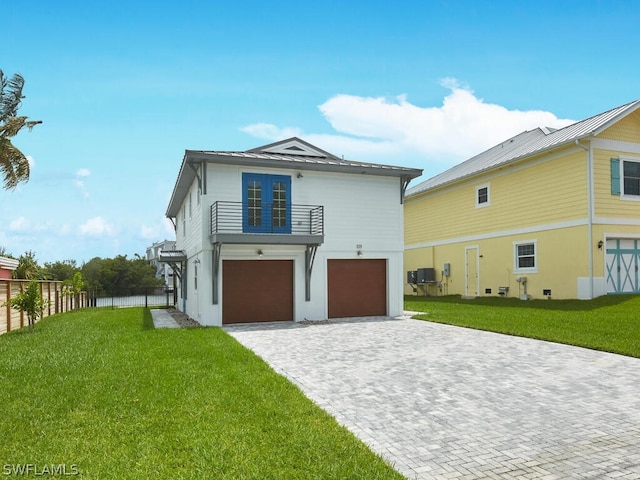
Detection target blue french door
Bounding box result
[242,173,291,233]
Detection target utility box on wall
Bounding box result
[417,267,436,283]
[407,270,417,284]
[443,263,451,277]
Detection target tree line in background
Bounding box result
[0,248,164,296]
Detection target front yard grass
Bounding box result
[405,294,640,358]
[0,308,402,479]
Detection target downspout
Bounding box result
[576,139,594,298]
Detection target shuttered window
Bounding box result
[614,156,640,197]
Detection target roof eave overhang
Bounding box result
[184,151,422,178]
[166,154,193,218]
[167,150,422,217]
[591,100,640,137]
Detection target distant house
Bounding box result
[0,256,18,280]
[163,137,422,325]
[146,239,176,290]
[404,100,640,300]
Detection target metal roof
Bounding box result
[407,99,640,197]
[0,256,19,270]
[158,250,187,263]
[166,137,423,217]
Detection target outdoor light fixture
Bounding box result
[194,258,201,265]
[357,250,363,257]
[598,240,604,250]
[257,249,264,258]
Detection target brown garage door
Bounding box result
[222,260,293,324]
[327,259,387,318]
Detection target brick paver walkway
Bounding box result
[225,317,640,479]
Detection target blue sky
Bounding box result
[2,0,640,264]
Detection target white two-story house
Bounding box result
[163,137,422,325]
[146,239,176,290]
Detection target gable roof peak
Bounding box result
[247,137,340,159]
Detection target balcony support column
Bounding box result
[305,245,318,302]
[212,243,221,305]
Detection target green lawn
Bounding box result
[0,308,402,479]
[405,294,640,358]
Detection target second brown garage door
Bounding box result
[327,259,387,318]
[222,260,293,324]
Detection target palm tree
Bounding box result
[0,70,41,190]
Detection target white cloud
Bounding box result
[140,217,175,240]
[7,217,70,235]
[56,223,72,235]
[26,156,35,168]
[140,225,157,239]
[9,217,30,231]
[241,79,575,169]
[240,123,302,140]
[74,168,91,198]
[79,216,115,236]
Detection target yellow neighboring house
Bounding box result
[404,100,640,300]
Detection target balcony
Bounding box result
[210,201,324,246]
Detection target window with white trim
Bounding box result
[476,184,490,207]
[182,206,186,236]
[622,158,640,196]
[514,240,537,273]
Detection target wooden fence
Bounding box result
[0,280,87,335]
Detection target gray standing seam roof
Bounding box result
[407,99,640,197]
[184,150,417,173]
[166,137,422,218]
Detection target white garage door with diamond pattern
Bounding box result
[606,238,640,294]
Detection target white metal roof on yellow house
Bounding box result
[407,99,640,197]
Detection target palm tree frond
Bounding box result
[0,137,30,189]
[0,71,24,123]
[0,116,28,138]
[0,70,39,190]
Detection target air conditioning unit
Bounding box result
[417,267,436,283]
[407,270,417,284]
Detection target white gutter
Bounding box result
[575,139,594,298]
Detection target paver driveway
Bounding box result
[225,316,640,479]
